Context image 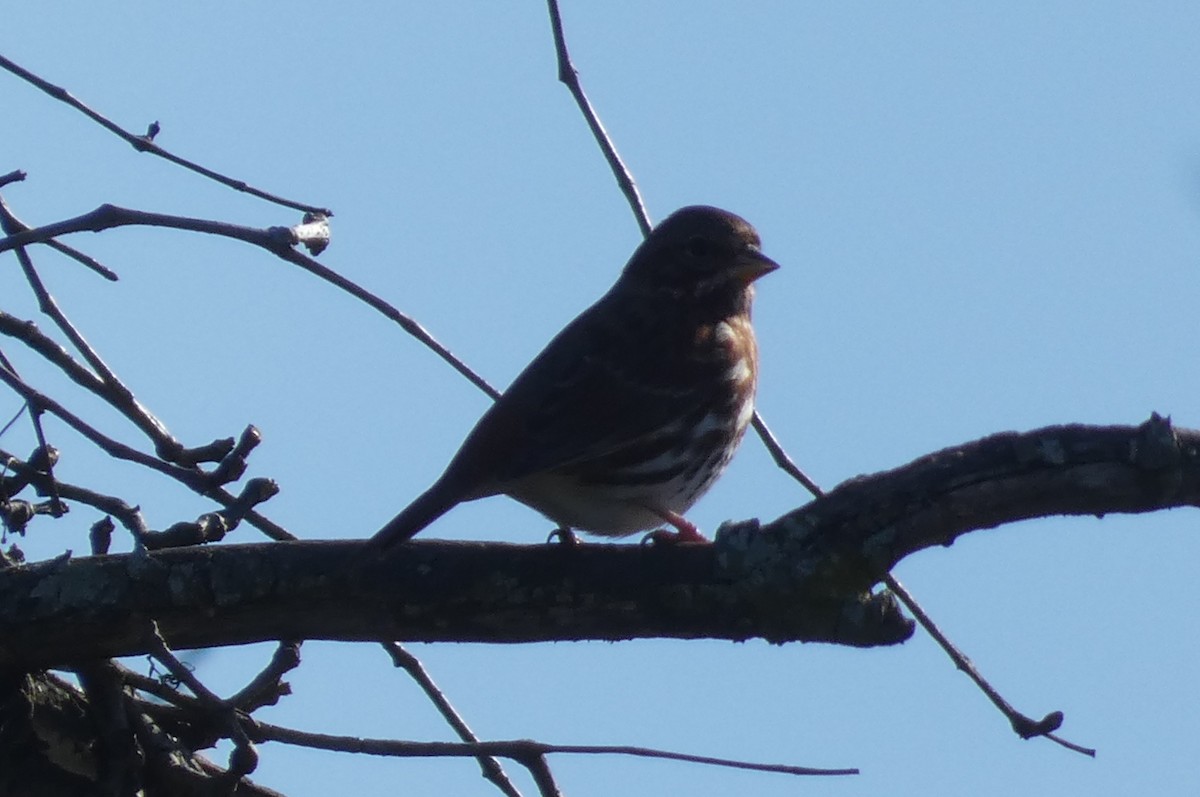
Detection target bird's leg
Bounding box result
[641,509,710,545]
[547,526,581,546]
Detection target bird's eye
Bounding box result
[685,236,711,258]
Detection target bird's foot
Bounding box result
[640,511,709,545]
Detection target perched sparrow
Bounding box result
[371,205,778,549]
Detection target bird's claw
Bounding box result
[641,526,710,546]
[547,527,581,546]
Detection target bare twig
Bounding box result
[0,365,294,541]
[546,0,652,236]
[0,169,27,189]
[145,620,260,782]
[228,641,301,713]
[0,192,118,280]
[521,754,563,797]
[0,444,152,544]
[18,259,177,450]
[760,420,1096,755]
[0,53,331,216]
[0,203,501,401]
[383,642,524,797]
[1,299,289,541]
[116,664,201,709]
[41,238,121,281]
[750,412,824,498]
[1,445,153,542]
[206,425,263,487]
[121,640,296,718]
[247,720,857,777]
[0,362,204,487]
[0,292,181,463]
[1,199,241,478]
[0,444,56,496]
[750,413,1095,755]
[0,348,64,517]
[0,443,250,549]
[89,516,113,555]
[883,573,1095,756]
[116,643,297,759]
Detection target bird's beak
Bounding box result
[733,249,780,284]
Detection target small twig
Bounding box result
[42,237,121,281]
[0,191,117,279]
[246,720,857,777]
[145,622,230,707]
[545,0,651,236]
[0,197,235,465]
[0,203,500,401]
[227,641,301,713]
[207,489,294,542]
[0,364,294,541]
[205,425,262,487]
[521,754,563,797]
[750,411,824,498]
[0,289,181,465]
[756,420,1096,756]
[0,169,26,189]
[0,362,204,488]
[0,400,25,439]
[0,444,56,496]
[220,476,281,525]
[755,416,1095,754]
[20,259,177,450]
[1,444,153,542]
[753,373,1100,754]
[0,349,64,517]
[139,478,279,550]
[145,620,260,782]
[116,663,201,709]
[0,311,120,418]
[0,54,330,217]
[144,514,230,549]
[125,706,289,797]
[883,573,1095,757]
[123,643,296,753]
[89,516,113,555]
[382,642,524,797]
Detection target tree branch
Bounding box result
[3,418,1195,668]
[0,202,501,401]
[0,54,330,217]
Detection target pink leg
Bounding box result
[642,508,709,545]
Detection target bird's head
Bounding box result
[620,206,780,304]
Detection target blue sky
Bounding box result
[4,3,1200,795]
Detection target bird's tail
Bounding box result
[368,481,460,553]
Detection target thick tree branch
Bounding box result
[2,418,1195,669]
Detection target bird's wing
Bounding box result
[445,293,722,491]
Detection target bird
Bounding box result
[370,205,779,551]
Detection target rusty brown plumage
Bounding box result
[371,205,779,549]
